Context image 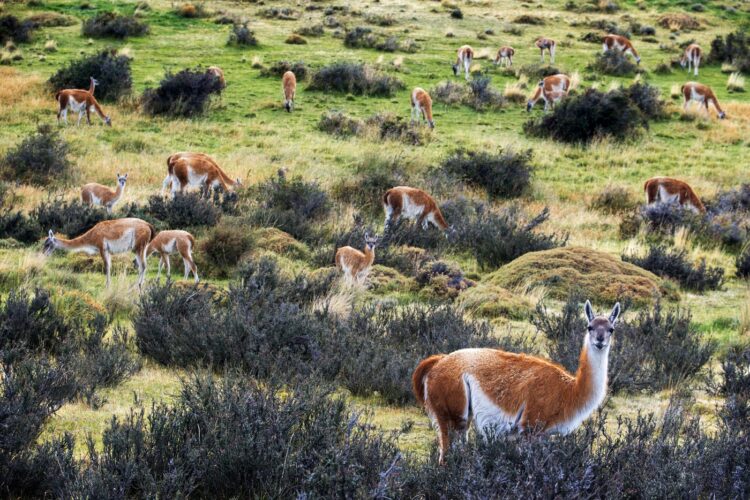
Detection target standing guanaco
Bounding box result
[335,233,379,286]
[147,229,199,283]
[55,76,111,126]
[411,87,435,129]
[452,45,474,81]
[81,173,128,214]
[535,37,556,63]
[602,34,640,64]
[493,46,515,67]
[282,70,296,112]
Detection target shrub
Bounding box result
[31,198,110,238]
[363,112,430,145]
[524,87,646,143]
[709,30,750,72]
[0,15,35,43]
[1,125,72,186]
[198,221,254,278]
[48,50,132,102]
[737,245,750,278]
[516,63,564,79]
[175,3,209,18]
[450,8,463,19]
[623,245,724,292]
[657,13,700,31]
[285,33,306,45]
[440,148,533,199]
[430,80,467,106]
[466,76,504,110]
[344,26,377,48]
[344,27,413,53]
[513,14,545,25]
[259,7,299,20]
[332,154,404,215]
[258,60,308,79]
[588,50,639,76]
[227,22,258,46]
[308,62,404,96]
[247,171,330,242]
[590,185,637,214]
[82,12,149,39]
[534,294,713,393]
[317,110,363,137]
[0,184,41,244]
[141,68,223,117]
[295,24,324,37]
[625,82,666,119]
[366,13,397,26]
[138,192,221,229]
[710,184,750,214]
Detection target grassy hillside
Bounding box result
[1,0,749,479]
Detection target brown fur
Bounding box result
[383,186,449,231]
[535,37,556,62]
[147,229,199,283]
[282,70,296,112]
[527,74,570,111]
[453,45,474,80]
[43,218,155,287]
[493,46,515,66]
[335,236,377,285]
[602,34,640,62]
[681,44,702,75]
[644,176,706,213]
[163,152,240,195]
[682,82,725,119]
[81,173,127,213]
[55,77,111,126]
[410,87,434,128]
[207,66,226,88]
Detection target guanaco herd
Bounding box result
[44,28,725,464]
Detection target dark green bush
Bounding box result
[308,62,404,97]
[227,22,257,46]
[709,30,750,72]
[588,50,639,76]
[0,184,41,244]
[82,12,149,39]
[590,185,637,214]
[465,76,504,110]
[513,14,545,25]
[48,50,132,102]
[0,15,35,43]
[737,245,750,278]
[259,7,299,20]
[440,148,533,199]
[198,221,254,278]
[625,82,666,119]
[32,198,110,238]
[141,192,221,229]
[623,245,724,292]
[317,110,363,137]
[1,125,72,186]
[258,60,308,79]
[142,68,224,117]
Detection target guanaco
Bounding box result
[147,229,199,283]
[682,82,726,119]
[452,45,474,81]
[644,176,705,213]
[493,46,515,67]
[81,173,128,214]
[56,76,111,126]
[602,34,640,64]
[383,186,449,232]
[335,233,379,286]
[680,44,701,76]
[162,152,241,196]
[535,37,556,63]
[411,87,434,129]
[282,70,296,112]
[526,74,571,112]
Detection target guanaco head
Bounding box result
[452,63,459,76]
[718,111,726,120]
[43,229,57,256]
[104,115,112,127]
[116,172,128,188]
[364,232,379,251]
[526,81,544,112]
[584,300,621,351]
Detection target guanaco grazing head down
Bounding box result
[42,230,57,256]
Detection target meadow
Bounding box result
[0,0,749,496]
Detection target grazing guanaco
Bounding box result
[526,74,571,112]
[147,230,199,283]
[535,37,556,63]
[383,186,449,232]
[493,46,515,67]
[452,45,474,81]
[282,70,296,112]
[413,300,620,465]
[644,176,705,213]
[162,152,241,196]
[335,233,379,286]
[680,44,702,76]
[42,218,155,288]
[81,173,128,214]
[682,82,726,119]
[207,66,226,88]
[56,76,111,126]
[602,34,640,64]
[410,87,434,129]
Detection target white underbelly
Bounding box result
[464,374,519,435]
[104,229,135,254]
[401,195,425,220]
[163,238,177,254]
[187,169,208,187]
[68,97,86,112]
[658,185,680,204]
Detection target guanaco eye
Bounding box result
[587,326,593,331]
[608,328,614,333]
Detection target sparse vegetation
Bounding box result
[588,50,639,76]
[623,245,724,292]
[82,12,149,39]
[1,125,72,186]
[440,148,533,199]
[227,22,258,46]
[308,62,404,96]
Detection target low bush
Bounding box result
[534,293,713,393]
[259,7,299,20]
[516,63,564,79]
[246,171,330,242]
[430,80,467,106]
[332,154,404,215]
[0,15,35,43]
[440,148,533,199]
[175,3,209,18]
[127,191,224,230]
[227,22,258,46]
[198,220,254,278]
[31,198,110,238]
[710,183,750,213]
[658,13,700,31]
[737,245,750,278]
[513,14,545,25]
[363,112,430,145]
[524,87,647,143]
[141,68,224,117]
[258,60,308,79]
[466,76,504,110]
[366,13,397,26]
[709,30,750,72]
[295,24,324,37]
[344,26,416,53]
[308,62,404,97]
[623,245,724,292]
[588,50,639,76]
[415,260,474,300]
[285,34,306,45]
[625,82,666,119]
[344,26,378,48]
[590,185,638,214]
[0,184,41,243]
[48,49,132,102]
[317,110,363,137]
[82,12,149,39]
[450,8,463,19]
[27,12,78,27]
[1,125,72,186]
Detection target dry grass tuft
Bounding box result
[727,72,745,93]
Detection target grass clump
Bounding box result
[259,7,299,20]
[363,112,430,145]
[175,3,209,18]
[198,220,254,278]
[590,185,638,214]
[513,14,545,25]
[141,68,224,117]
[48,49,132,102]
[1,125,72,186]
[431,78,504,111]
[489,246,672,306]
[82,12,149,39]
[285,33,307,45]
[727,72,745,92]
[317,110,363,137]
[308,62,404,97]
[588,50,639,76]
[439,148,533,199]
[737,245,750,278]
[623,245,724,292]
[456,282,534,320]
[295,24,324,37]
[657,13,700,31]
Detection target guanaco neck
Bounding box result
[111,182,125,201]
[363,246,375,267]
[54,234,98,252]
[569,338,609,411]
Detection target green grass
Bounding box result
[1,0,749,457]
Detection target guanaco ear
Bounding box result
[609,302,621,325]
[123,173,128,179]
[116,172,120,177]
[584,300,595,323]
[48,229,54,239]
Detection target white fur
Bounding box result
[658,185,680,205]
[104,229,136,254]
[463,374,519,436]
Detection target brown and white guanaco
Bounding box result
[526,74,571,112]
[56,76,111,126]
[602,34,640,64]
[493,46,515,67]
[207,66,226,89]
[162,152,241,196]
[682,82,726,119]
[146,229,199,283]
[644,176,705,213]
[43,218,155,288]
[535,37,556,63]
[335,232,379,286]
[680,44,701,76]
[413,300,620,464]
[81,173,128,214]
[383,186,449,232]
[411,87,434,129]
[452,45,474,81]
[282,70,296,112]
